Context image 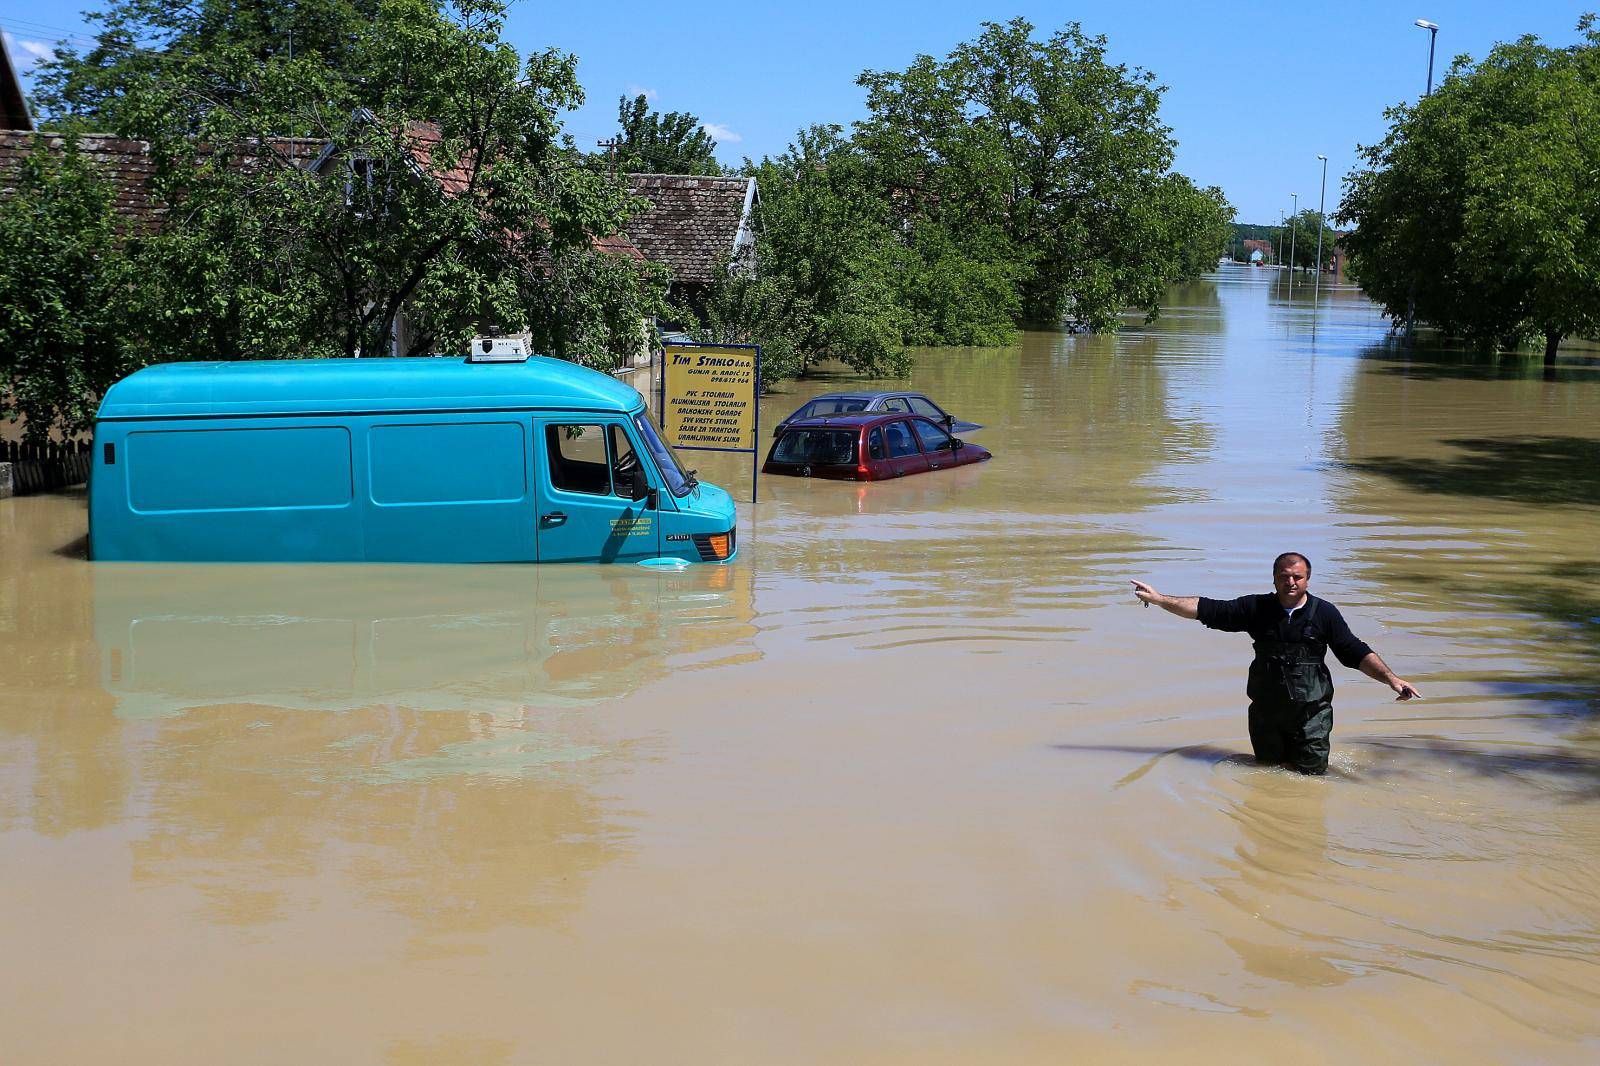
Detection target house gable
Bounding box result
[1,34,33,132]
[623,173,758,286]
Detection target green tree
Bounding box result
[613,94,722,175]
[1151,175,1235,281]
[30,0,661,367]
[855,17,1226,329]
[1339,20,1600,365]
[707,126,910,380]
[0,138,134,441]
[1282,209,1338,273]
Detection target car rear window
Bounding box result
[772,429,857,466]
[798,397,869,418]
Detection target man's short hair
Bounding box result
[1273,551,1312,575]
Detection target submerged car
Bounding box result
[771,391,981,437]
[763,413,992,481]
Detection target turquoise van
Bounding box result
[89,355,737,564]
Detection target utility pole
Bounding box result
[1288,193,1298,292]
[1314,154,1328,302]
[597,138,619,176]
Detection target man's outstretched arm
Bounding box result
[1130,581,1200,619]
[1358,652,1421,701]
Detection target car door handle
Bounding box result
[540,512,567,528]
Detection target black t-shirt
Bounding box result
[1196,593,1372,669]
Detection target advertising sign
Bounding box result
[660,343,762,501]
[661,344,759,452]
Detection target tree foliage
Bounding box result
[12,0,662,440]
[690,127,910,382]
[613,94,721,175]
[1280,209,1339,272]
[855,18,1232,329]
[0,138,134,441]
[692,19,1230,380]
[1338,20,1600,364]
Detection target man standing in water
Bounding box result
[1131,553,1419,775]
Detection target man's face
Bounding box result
[1274,560,1310,606]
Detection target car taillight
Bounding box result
[856,463,869,480]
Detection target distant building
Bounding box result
[1330,234,1353,282]
[1242,238,1274,265]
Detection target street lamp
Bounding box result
[1288,192,1298,290]
[1314,154,1328,301]
[1415,19,1439,95]
[1406,18,1440,344]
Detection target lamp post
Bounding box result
[1314,154,1328,301]
[1405,18,1440,344]
[1415,19,1439,94]
[1288,192,1298,291]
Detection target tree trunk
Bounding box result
[1544,330,1562,369]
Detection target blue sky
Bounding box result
[2,1,1590,223]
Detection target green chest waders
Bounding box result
[1246,637,1335,775]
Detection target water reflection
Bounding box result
[1332,340,1600,736]
[93,561,759,719]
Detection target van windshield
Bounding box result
[772,429,857,466]
[634,413,693,496]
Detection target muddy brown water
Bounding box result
[4,266,1600,1063]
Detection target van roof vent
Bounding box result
[468,337,531,363]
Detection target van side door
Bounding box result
[534,418,662,563]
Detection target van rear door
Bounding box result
[533,418,662,563]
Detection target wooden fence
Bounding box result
[0,439,93,497]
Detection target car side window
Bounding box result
[547,423,614,495]
[884,421,918,458]
[881,397,911,413]
[912,419,952,452]
[867,428,886,460]
[907,396,945,420]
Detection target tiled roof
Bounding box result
[590,231,645,260]
[624,173,754,285]
[0,131,161,230]
[399,121,473,197]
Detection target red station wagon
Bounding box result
[763,413,992,481]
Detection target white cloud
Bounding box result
[700,122,741,144]
[625,84,659,102]
[4,32,57,67]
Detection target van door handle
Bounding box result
[540,512,567,528]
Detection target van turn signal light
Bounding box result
[706,533,730,560]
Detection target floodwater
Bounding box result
[4,265,1600,1063]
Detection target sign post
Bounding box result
[659,343,761,503]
